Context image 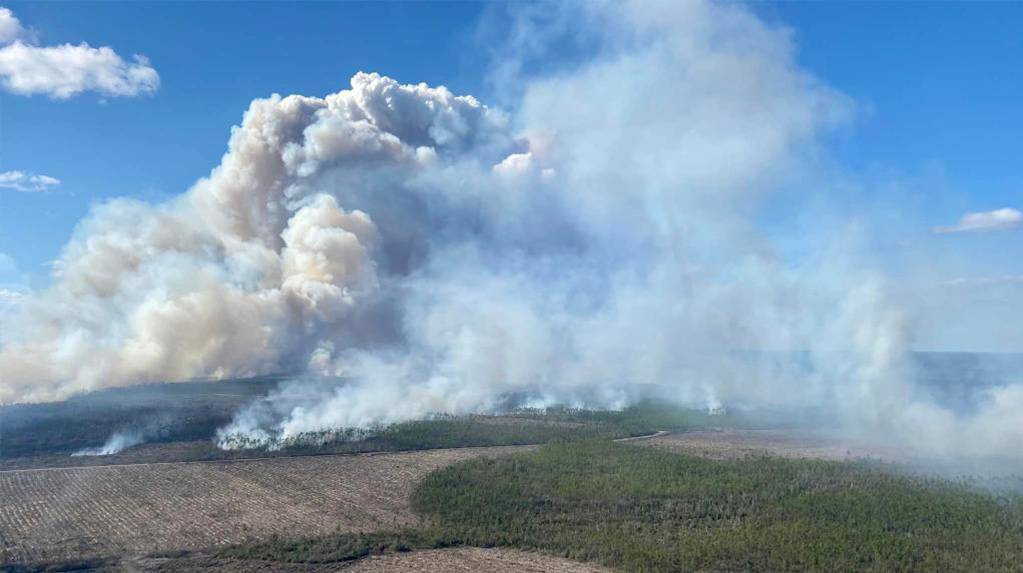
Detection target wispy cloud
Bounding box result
[0,6,158,99]
[0,287,25,303]
[0,170,60,192]
[943,275,1023,288]
[933,208,1022,234]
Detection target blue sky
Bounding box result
[1,1,1021,350]
[763,1,1022,206]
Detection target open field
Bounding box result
[208,439,1023,572]
[0,445,534,566]
[638,430,1023,490]
[635,428,903,461]
[4,426,1023,571]
[342,547,610,572]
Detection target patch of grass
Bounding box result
[409,440,1023,572]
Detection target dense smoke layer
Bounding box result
[1,0,1019,461]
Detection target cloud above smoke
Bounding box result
[934,207,1022,233]
[1,0,1020,462]
[0,6,158,99]
[0,170,60,192]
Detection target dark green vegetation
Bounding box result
[1,378,743,470]
[220,440,1023,572]
[217,529,455,565]
[0,376,285,459]
[218,416,643,454]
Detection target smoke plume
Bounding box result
[1,0,1020,462]
[71,430,144,457]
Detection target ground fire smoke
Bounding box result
[1,1,1019,461]
[71,430,145,457]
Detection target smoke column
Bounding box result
[1,0,1020,461]
[71,430,145,457]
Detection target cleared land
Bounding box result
[130,547,610,572]
[0,445,534,566]
[343,547,610,572]
[636,428,901,461]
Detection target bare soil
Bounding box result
[0,445,534,565]
[128,547,610,573]
[342,547,610,572]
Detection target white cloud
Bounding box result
[0,170,60,192]
[0,42,159,99]
[0,7,158,99]
[934,207,1022,234]
[0,7,32,44]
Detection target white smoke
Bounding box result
[2,0,1020,462]
[71,430,144,457]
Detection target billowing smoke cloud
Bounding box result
[1,0,1020,462]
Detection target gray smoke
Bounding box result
[1,0,1020,463]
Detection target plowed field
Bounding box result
[0,445,534,565]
